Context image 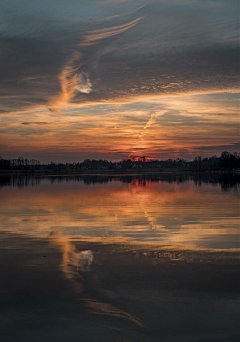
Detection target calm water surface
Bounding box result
[1,173,239,248]
[0,174,239,341]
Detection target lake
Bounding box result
[0,173,239,341]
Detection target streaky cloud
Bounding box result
[78,17,143,46]
[48,51,83,111]
[92,4,146,22]
[48,17,143,112]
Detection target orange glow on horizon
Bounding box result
[0,90,239,162]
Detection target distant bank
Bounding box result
[1,151,240,175]
[0,168,239,176]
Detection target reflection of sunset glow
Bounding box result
[0,178,239,248]
[48,229,84,293]
[83,299,143,327]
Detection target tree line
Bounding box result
[0,151,240,172]
[0,157,40,170]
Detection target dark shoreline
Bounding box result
[1,171,239,192]
[0,168,239,176]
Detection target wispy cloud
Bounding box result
[91,5,146,22]
[1,0,239,115]
[48,17,142,112]
[77,17,143,47]
[139,112,157,139]
[48,51,83,111]
[48,55,92,112]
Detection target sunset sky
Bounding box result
[0,0,239,162]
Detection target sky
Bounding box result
[0,0,239,163]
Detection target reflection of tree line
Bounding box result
[1,151,240,172]
[0,176,41,188]
[0,172,239,190]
